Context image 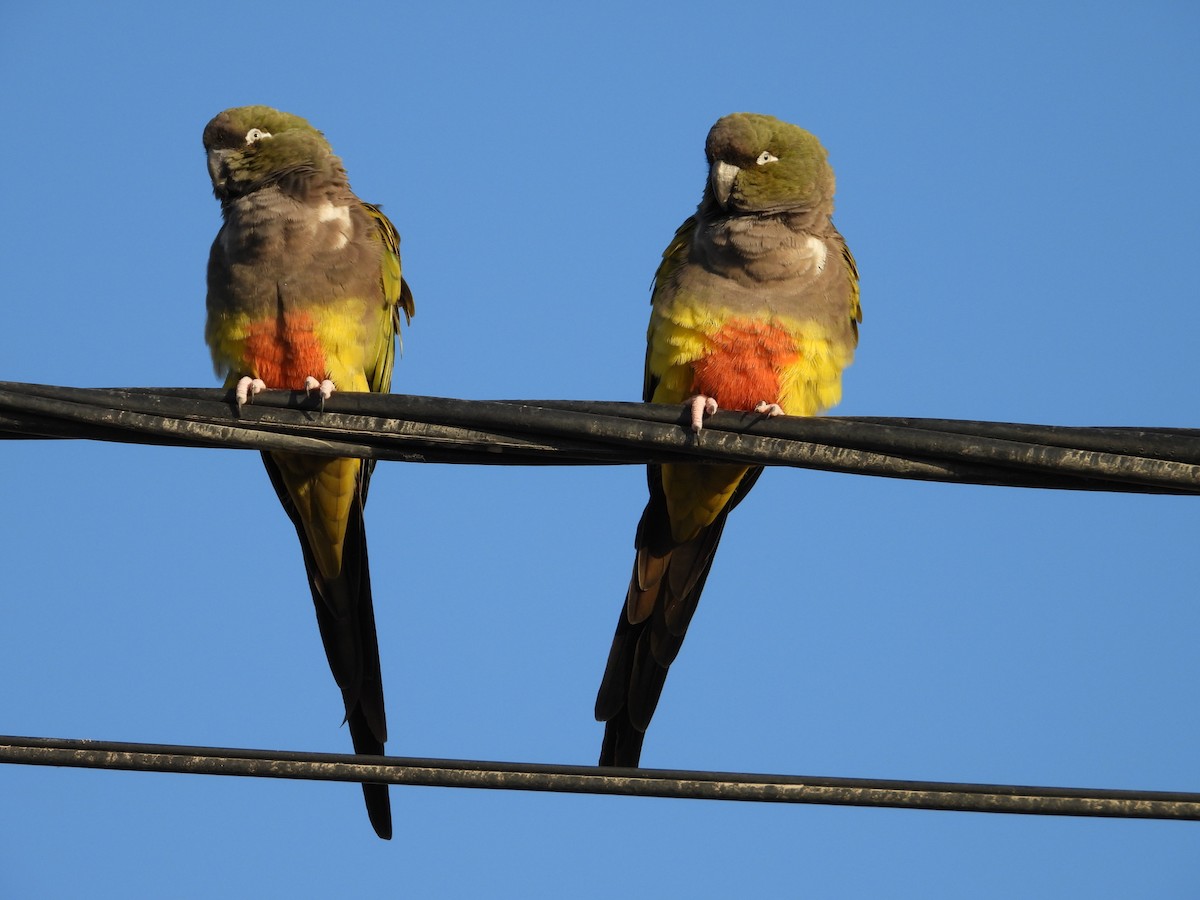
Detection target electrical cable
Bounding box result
[3,735,1197,821]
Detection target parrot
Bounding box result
[203,105,414,839]
[593,113,861,768]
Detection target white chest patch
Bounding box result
[804,234,828,273]
[314,201,353,249]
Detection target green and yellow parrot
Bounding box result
[203,106,413,838]
[594,113,861,767]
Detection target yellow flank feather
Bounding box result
[204,309,254,380]
[775,330,854,416]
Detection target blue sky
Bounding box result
[2,1,1199,896]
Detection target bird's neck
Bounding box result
[697,209,835,283]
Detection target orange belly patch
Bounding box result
[243,312,329,390]
[691,319,799,411]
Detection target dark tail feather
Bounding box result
[263,452,391,839]
[594,557,698,768]
[341,525,390,840]
[348,706,392,840]
[599,708,647,768]
[595,595,652,767]
[595,465,763,768]
[311,499,391,839]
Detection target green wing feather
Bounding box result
[362,201,414,397]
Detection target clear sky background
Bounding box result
[2,2,1198,897]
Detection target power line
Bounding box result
[3,735,1197,821]
[1,382,1198,493]
[3,384,1198,823]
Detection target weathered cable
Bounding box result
[0,382,1197,493]
[2,735,1196,820]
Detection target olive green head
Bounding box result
[203,105,345,202]
[704,113,834,214]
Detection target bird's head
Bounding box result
[202,105,344,202]
[703,113,834,215]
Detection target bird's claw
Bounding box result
[235,376,266,407]
[304,376,336,400]
[687,394,719,433]
[305,376,336,410]
[754,401,784,417]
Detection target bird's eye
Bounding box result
[756,151,779,166]
[245,128,273,144]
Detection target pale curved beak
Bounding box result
[709,160,740,208]
[207,148,230,196]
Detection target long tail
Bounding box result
[594,465,762,767]
[263,453,391,839]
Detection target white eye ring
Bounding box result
[245,128,272,144]
[756,150,779,165]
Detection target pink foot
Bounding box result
[304,376,336,401]
[686,394,719,433]
[754,401,784,417]
[235,376,266,406]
